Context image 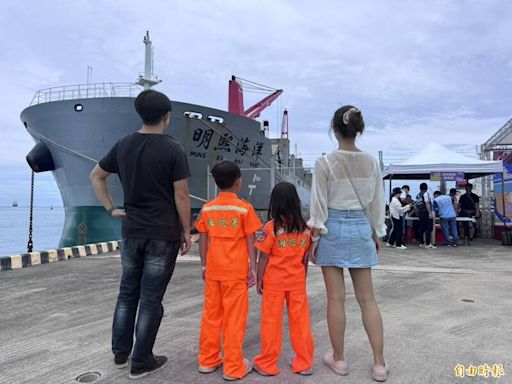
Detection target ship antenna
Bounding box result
[136,31,162,89]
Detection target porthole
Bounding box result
[74,104,84,112]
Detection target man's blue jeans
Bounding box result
[112,238,180,368]
[440,217,458,245]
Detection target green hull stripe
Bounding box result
[59,206,201,248]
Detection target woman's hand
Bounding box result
[307,241,319,264]
[372,233,381,254]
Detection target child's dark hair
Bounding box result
[420,182,428,191]
[211,161,241,190]
[268,182,306,234]
[134,90,172,125]
[331,105,364,138]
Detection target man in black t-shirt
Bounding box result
[90,90,191,379]
[457,182,480,241]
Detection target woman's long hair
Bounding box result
[268,182,306,234]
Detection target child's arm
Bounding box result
[246,234,257,288]
[199,233,208,280]
[256,251,269,295]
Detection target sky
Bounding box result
[0,0,511,206]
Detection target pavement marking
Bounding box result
[375,265,482,274]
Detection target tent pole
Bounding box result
[502,172,506,224]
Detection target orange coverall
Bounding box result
[194,192,262,379]
[253,220,314,375]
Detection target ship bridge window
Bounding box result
[208,115,224,124]
[74,104,83,112]
[183,111,202,119]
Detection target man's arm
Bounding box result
[475,196,481,218]
[246,234,257,288]
[425,193,433,217]
[89,164,125,218]
[174,178,191,255]
[198,233,208,280]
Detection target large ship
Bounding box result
[21,32,312,247]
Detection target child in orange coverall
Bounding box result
[252,182,315,376]
[194,161,262,381]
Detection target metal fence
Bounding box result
[30,83,142,106]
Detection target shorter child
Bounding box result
[252,182,314,376]
[194,161,262,381]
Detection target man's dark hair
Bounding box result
[419,182,428,191]
[134,90,172,125]
[433,191,441,197]
[402,185,410,191]
[449,188,457,195]
[268,182,306,234]
[331,105,364,138]
[211,161,241,190]
[466,182,473,190]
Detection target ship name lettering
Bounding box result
[216,155,224,161]
[193,128,214,150]
[253,142,264,157]
[234,158,243,164]
[249,162,259,168]
[189,151,206,159]
[236,137,250,156]
[214,133,232,152]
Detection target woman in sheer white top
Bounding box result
[307,106,388,382]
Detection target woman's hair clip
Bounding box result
[342,107,359,125]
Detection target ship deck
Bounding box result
[1,241,511,383]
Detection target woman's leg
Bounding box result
[387,218,397,246]
[349,268,385,366]
[321,266,346,361]
[394,218,403,247]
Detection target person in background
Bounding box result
[449,188,458,209]
[387,187,411,249]
[307,105,388,382]
[399,185,412,244]
[399,185,410,205]
[457,183,481,242]
[194,160,262,381]
[90,89,191,379]
[433,191,459,247]
[415,183,436,249]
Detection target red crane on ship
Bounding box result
[228,76,283,119]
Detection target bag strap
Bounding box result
[325,154,368,215]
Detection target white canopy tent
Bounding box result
[383,142,503,180]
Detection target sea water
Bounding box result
[0,206,64,256]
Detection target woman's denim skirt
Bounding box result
[316,209,378,268]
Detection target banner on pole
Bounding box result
[430,172,465,182]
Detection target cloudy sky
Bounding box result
[1,0,511,206]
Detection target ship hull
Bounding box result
[21,97,310,247]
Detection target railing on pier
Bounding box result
[30,83,143,106]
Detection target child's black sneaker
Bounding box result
[129,355,168,379]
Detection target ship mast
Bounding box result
[136,31,161,89]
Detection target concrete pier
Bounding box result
[1,240,511,383]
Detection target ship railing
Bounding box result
[237,165,313,189]
[30,83,143,106]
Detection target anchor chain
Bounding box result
[27,170,35,253]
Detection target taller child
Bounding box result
[194,161,262,381]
